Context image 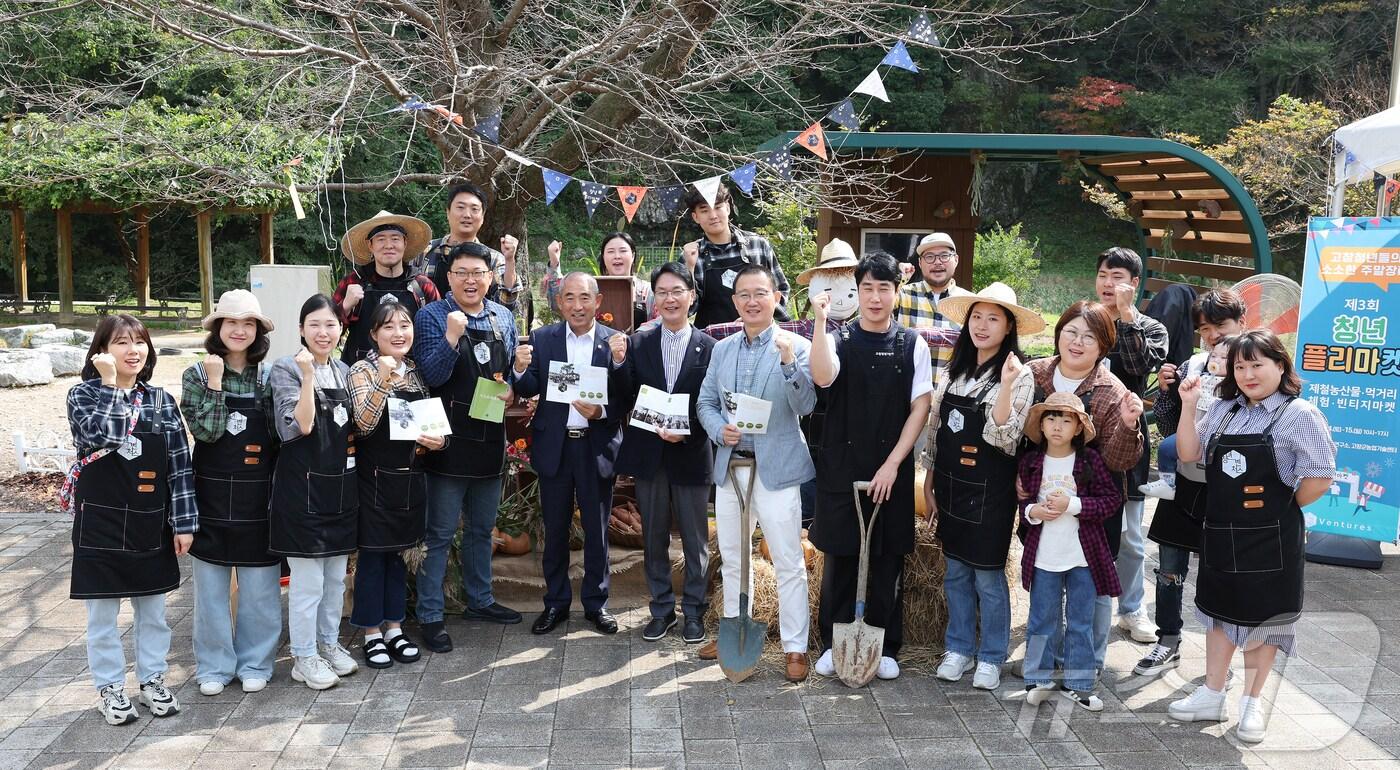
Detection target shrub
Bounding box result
[973,223,1040,297]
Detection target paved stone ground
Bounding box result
[2,510,1400,769]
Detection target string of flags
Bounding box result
[1307,216,1392,240]
[383,11,942,223]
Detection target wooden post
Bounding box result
[197,210,214,318]
[135,207,151,308]
[56,208,74,323]
[10,207,26,301]
[259,212,275,264]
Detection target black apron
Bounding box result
[340,270,426,365]
[932,377,1019,569]
[810,324,916,557]
[1196,401,1305,628]
[70,390,181,599]
[356,384,429,551]
[428,313,509,479]
[269,367,358,557]
[695,253,747,329]
[190,381,278,567]
[1146,476,1208,553]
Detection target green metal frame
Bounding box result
[758,131,1272,274]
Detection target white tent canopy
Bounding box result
[1330,105,1400,215]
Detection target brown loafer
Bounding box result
[698,639,718,660]
[785,652,808,683]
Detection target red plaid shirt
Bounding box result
[1017,446,1123,597]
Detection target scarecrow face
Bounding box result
[808,268,857,321]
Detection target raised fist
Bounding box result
[1119,391,1144,425]
[810,290,831,322]
[203,354,225,389]
[1178,373,1202,405]
[514,343,533,373]
[682,241,699,272]
[1001,353,1023,386]
[343,283,365,310]
[445,310,469,340]
[608,332,628,364]
[294,346,316,377]
[376,355,398,380]
[773,331,795,364]
[91,353,117,384]
[500,234,519,261]
[547,240,562,269]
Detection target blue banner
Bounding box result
[1297,216,1400,542]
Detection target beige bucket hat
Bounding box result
[1024,390,1097,445]
[201,289,274,332]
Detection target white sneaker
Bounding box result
[1168,685,1227,722]
[1139,478,1176,500]
[198,680,224,696]
[1117,609,1158,643]
[935,652,975,682]
[138,674,180,717]
[972,661,1001,690]
[814,649,836,677]
[240,677,268,693]
[292,655,340,690]
[876,657,900,680]
[318,642,359,677]
[1024,683,1057,705]
[1236,696,1268,743]
[97,684,138,726]
[1061,688,1104,712]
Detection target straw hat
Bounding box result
[796,238,860,285]
[340,210,432,266]
[915,232,957,256]
[1024,391,1097,445]
[934,282,1046,335]
[201,289,274,332]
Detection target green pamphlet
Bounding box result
[468,377,508,423]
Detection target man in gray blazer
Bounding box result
[696,264,829,683]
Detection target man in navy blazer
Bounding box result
[513,272,629,635]
[614,262,716,645]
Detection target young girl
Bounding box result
[1140,337,1230,500]
[347,302,443,668]
[1016,392,1124,712]
[64,314,194,725]
[183,290,281,696]
[268,294,359,690]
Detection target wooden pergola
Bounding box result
[4,202,277,323]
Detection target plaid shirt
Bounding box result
[66,381,197,533]
[921,366,1036,468]
[413,238,524,314]
[894,279,972,384]
[1107,310,1169,396]
[330,266,440,325]
[179,362,275,445]
[347,352,430,435]
[1017,446,1123,596]
[1028,357,1144,473]
[412,296,518,388]
[692,226,792,321]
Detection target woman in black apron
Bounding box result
[267,294,359,691]
[918,283,1043,691]
[347,302,443,668]
[181,290,280,697]
[544,232,655,330]
[1168,330,1335,743]
[64,314,194,725]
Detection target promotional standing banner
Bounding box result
[1296,216,1400,543]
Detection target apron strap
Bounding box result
[59,386,147,513]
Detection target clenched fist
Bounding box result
[376,354,398,381]
[773,331,796,365]
[609,332,628,364]
[445,310,468,342]
[91,353,117,385]
[810,290,831,323]
[343,283,365,311]
[683,241,699,272]
[1119,391,1144,425]
[1158,362,1178,391]
[547,240,562,269]
[294,346,316,377]
[514,343,533,374]
[1001,352,1023,386]
[500,234,519,261]
[1178,373,1202,405]
[203,354,225,390]
[1113,282,1137,316]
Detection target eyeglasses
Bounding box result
[654,288,690,300]
[919,252,956,264]
[448,269,491,280]
[1058,329,1099,346]
[734,290,773,303]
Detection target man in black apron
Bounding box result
[412,242,523,653]
[680,184,792,328]
[334,210,438,364]
[412,182,526,313]
[807,253,933,681]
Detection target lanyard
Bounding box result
[59,387,147,513]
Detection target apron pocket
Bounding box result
[935,469,985,524]
[373,468,425,513]
[1203,521,1284,573]
[451,400,488,442]
[196,475,271,522]
[307,470,356,515]
[79,503,164,552]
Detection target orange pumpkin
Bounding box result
[497,531,532,556]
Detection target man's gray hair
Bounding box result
[560,271,600,295]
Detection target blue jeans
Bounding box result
[1158,435,1178,477]
[192,558,281,686]
[286,555,348,658]
[86,594,169,691]
[420,473,503,623]
[1050,592,1113,671]
[351,550,407,628]
[943,558,1010,665]
[1116,500,1147,615]
[1154,544,1192,643]
[1026,567,1098,692]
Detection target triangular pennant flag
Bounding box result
[502,148,536,168]
[763,148,794,181]
[906,11,940,46]
[654,185,685,217]
[853,69,889,102]
[693,176,724,208]
[541,168,573,205]
[1318,229,1330,239]
[1330,217,1346,228]
[826,98,859,131]
[432,105,464,126]
[1342,224,1356,233]
[580,180,610,218]
[471,110,501,144]
[394,97,431,112]
[1371,217,1383,226]
[881,41,919,73]
[793,121,828,160]
[730,162,759,196]
[616,186,648,223]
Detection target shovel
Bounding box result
[718,456,766,683]
[833,480,884,688]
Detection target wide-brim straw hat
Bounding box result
[202,289,274,332]
[796,238,860,285]
[935,281,1046,335]
[340,210,432,266]
[1024,390,1097,445]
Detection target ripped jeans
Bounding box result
[1153,544,1192,646]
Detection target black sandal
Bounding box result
[362,637,393,669]
[386,634,421,664]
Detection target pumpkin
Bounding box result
[496,530,532,556]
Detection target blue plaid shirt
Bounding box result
[413,295,518,388]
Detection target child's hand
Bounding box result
[1035,503,1062,522]
[1046,490,1070,514]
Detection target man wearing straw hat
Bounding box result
[333,210,439,364]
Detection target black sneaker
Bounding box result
[1133,643,1181,677]
[682,617,706,644]
[464,602,522,625]
[642,612,677,641]
[1060,687,1104,712]
[420,621,453,653]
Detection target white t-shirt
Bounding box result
[1051,368,1086,395]
[1030,452,1087,572]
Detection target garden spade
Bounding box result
[718,456,765,683]
[833,480,883,688]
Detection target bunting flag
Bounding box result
[730,162,758,195]
[827,98,860,131]
[616,186,648,222]
[881,41,919,73]
[763,147,794,181]
[693,176,724,207]
[853,69,889,102]
[793,121,828,160]
[906,11,939,46]
[472,110,502,144]
[432,105,464,126]
[394,97,431,112]
[654,185,685,217]
[1387,179,1400,205]
[580,180,610,218]
[502,148,536,167]
[542,167,573,205]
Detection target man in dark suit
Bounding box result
[513,272,628,634]
[614,262,716,644]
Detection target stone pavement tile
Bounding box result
[685,738,738,764]
[895,737,992,770]
[137,703,234,735]
[944,687,1008,713]
[229,684,318,719]
[274,744,339,769]
[738,739,822,768]
[884,708,969,740]
[986,756,1049,770]
[815,723,898,760]
[0,749,41,770]
[114,734,211,770]
[725,686,803,712]
[45,717,140,754]
[556,696,628,729]
[310,676,374,704]
[1033,740,1099,767]
[26,751,116,770]
[204,717,300,753]
[561,643,632,672]
[801,692,883,724]
[677,691,732,717]
[413,671,489,702]
[681,715,733,740]
[825,758,909,769]
[302,702,361,725]
[478,684,555,715]
[1071,722,1168,753]
[629,687,681,710]
[630,704,680,729]
[548,728,630,765]
[464,746,548,769]
[733,710,814,743]
[287,721,350,747]
[960,708,1019,734]
[338,732,396,758]
[384,730,471,768]
[975,731,1038,757]
[400,700,483,734]
[470,713,553,747]
[1094,750,1188,769]
[1326,731,1397,762]
[628,751,684,769]
[554,670,630,700]
[630,727,682,754]
[1248,748,1358,770]
[870,680,950,709]
[0,725,58,751]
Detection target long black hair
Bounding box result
[297,293,340,349]
[946,301,1023,385]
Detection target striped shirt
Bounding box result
[661,324,692,390]
[1196,392,1336,489]
[735,325,782,452]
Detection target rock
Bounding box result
[0,350,53,387]
[28,328,85,347]
[36,345,86,377]
[0,323,54,348]
[72,329,94,346]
